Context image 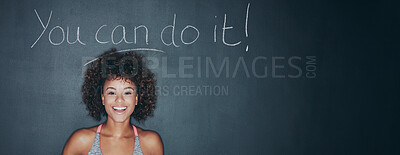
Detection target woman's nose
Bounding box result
[116,95,124,102]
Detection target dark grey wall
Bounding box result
[0,0,398,154]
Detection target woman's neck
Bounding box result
[102,119,133,138]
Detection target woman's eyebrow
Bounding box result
[105,87,116,91]
[124,87,135,90]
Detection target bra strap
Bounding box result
[132,125,138,136]
[96,124,103,133]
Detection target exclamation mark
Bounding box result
[214,16,217,43]
[245,3,250,52]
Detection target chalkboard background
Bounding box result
[0,0,399,154]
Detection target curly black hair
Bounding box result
[81,48,157,122]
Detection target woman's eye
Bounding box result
[107,92,115,95]
[125,92,132,95]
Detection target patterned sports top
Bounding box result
[87,124,143,155]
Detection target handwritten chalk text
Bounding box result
[31,3,251,52]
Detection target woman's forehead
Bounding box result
[104,78,136,88]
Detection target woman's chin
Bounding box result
[106,109,133,123]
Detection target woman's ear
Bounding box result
[101,93,105,105]
[136,95,138,105]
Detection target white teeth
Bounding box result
[113,107,127,110]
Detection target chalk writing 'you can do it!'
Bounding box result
[30,3,251,52]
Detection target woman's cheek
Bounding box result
[105,96,116,103]
[125,96,135,102]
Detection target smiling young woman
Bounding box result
[63,48,163,155]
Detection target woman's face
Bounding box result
[101,78,138,123]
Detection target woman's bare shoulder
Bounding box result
[70,126,97,142]
[62,126,98,155]
[137,127,163,155]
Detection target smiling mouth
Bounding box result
[112,106,127,113]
